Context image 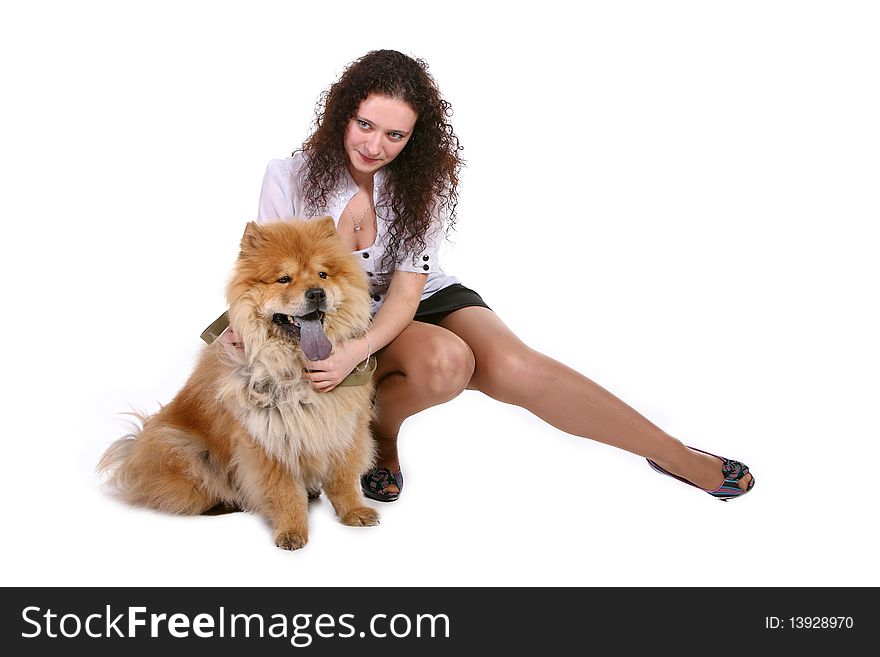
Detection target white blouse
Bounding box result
[256,154,459,315]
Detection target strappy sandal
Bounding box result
[361,467,404,503]
[646,446,755,501]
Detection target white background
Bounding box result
[1,0,878,587]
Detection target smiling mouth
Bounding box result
[272,310,325,334]
[272,310,331,361]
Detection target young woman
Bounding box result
[254,49,754,503]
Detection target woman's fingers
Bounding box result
[312,379,336,391]
[303,369,340,390]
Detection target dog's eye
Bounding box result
[318,272,328,279]
[276,275,291,284]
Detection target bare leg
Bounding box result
[438,307,752,492]
[369,321,474,494]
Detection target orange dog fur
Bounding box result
[98,218,378,550]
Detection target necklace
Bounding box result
[346,199,373,232]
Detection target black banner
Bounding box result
[1,587,871,654]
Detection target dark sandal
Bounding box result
[646,446,755,501]
[361,467,404,503]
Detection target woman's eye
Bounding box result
[358,120,370,129]
[389,132,403,141]
[276,275,291,284]
[318,271,328,279]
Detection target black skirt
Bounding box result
[413,283,491,325]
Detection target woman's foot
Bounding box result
[363,431,402,499]
[361,467,403,502]
[649,446,754,495]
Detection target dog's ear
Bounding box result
[314,216,337,240]
[240,221,267,254]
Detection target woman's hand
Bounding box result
[220,326,243,350]
[302,337,368,392]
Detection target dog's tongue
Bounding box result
[298,315,332,361]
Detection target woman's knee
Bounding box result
[415,334,475,401]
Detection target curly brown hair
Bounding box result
[295,50,464,270]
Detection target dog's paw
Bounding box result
[274,529,307,551]
[341,506,380,527]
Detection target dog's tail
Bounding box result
[97,409,227,515]
[96,410,147,492]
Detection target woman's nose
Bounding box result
[366,133,382,155]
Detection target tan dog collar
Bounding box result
[336,356,377,387]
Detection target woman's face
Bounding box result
[343,94,417,177]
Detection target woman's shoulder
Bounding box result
[266,152,308,179]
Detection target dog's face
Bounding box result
[227,218,371,360]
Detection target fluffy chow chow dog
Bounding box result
[98,218,379,550]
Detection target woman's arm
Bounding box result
[303,270,427,391]
[359,270,427,353]
[257,159,297,222]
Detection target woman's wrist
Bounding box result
[355,333,372,371]
[338,336,366,366]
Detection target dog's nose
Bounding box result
[305,288,326,305]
